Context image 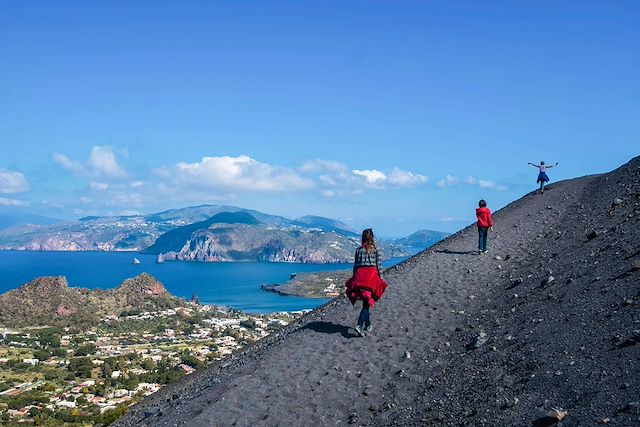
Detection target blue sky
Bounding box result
[1,1,638,236]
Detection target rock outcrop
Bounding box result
[0,273,184,327]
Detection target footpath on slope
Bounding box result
[117,157,640,427]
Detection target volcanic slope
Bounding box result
[116,157,640,426]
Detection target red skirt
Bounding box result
[345,267,388,306]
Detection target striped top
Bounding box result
[353,246,382,276]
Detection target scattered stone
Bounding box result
[613,198,624,206]
[623,299,634,306]
[595,417,611,424]
[632,259,640,271]
[495,255,503,260]
[548,407,568,421]
[503,397,519,409]
[404,351,411,359]
[587,229,599,240]
[369,404,380,412]
[467,331,488,350]
[541,275,555,286]
[144,408,160,418]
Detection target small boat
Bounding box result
[156,254,164,264]
[132,257,141,265]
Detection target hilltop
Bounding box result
[0,273,185,327]
[143,211,411,263]
[117,156,640,426]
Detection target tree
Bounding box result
[101,363,113,379]
[180,354,204,370]
[141,358,156,371]
[75,343,96,357]
[39,332,61,348]
[33,349,52,361]
[68,357,92,378]
[240,319,257,329]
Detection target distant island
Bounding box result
[0,204,449,264]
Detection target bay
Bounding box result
[0,251,404,314]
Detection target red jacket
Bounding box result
[476,207,493,227]
[345,266,388,306]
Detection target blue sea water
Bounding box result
[0,251,404,314]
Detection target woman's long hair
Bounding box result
[361,228,376,254]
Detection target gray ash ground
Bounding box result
[116,157,640,426]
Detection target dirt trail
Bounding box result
[117,157,640,426]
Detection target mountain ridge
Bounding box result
[0,205,438,259]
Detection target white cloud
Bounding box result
[161,155,315,192]
[0,197,29,206]
[352,169,387,185]
[89,181,109,191]
[387,168,428,186]
[80,196,92,204]
[130,181,144,188]
[53,153,87,174]
[88,146,126,178]
[478,179,508,191]
[437,174,460,188]
[0,169,30,194]
[54,146,126,179]
[437,174,507,191]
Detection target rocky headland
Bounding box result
[0,273,185,327]
[116,156,640,426]
[143,211,410,263]
[262,270,352,298]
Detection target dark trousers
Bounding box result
[357,300,371,327]
[478,226,489,252]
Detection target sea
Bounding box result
[0,251,405,314]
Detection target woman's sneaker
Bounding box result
[365,325,373,332]
[355,325,365,337]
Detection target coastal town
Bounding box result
[0,301,304,425]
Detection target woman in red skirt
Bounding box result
[345,228,388,337]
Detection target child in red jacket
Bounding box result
[476,199,493,254]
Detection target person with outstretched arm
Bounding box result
[528,161,558,194]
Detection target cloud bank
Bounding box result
[0,169,30,194]
[437,174,507,191]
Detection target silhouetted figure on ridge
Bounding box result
[528,160,559,194]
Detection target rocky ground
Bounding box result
[116,156,640,426]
